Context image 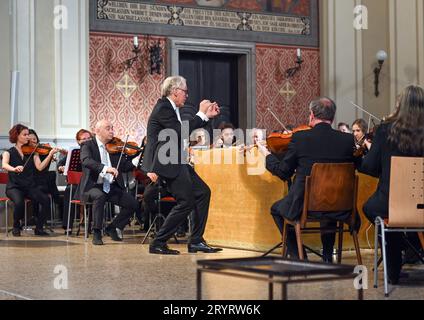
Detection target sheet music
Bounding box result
[64,146,81,176]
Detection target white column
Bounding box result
[389,0,424,108]
[54,0,89,140]
[12,0,36,128]
[320,0,364,126]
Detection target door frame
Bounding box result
[167,38,256,129]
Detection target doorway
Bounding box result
[179,51,239,128]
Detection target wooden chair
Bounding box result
[282,163,362,265]
[374,156,424,297]
[0,171,10,237]
[66,171,91,241]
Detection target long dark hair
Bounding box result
[387,85,424,156]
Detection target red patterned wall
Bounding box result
[256,44,320,132]
[89,33,166,143]
[89,34,320,138]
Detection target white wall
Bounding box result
[0,0,89,148]
[321,0,424,127]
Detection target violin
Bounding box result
[106,137,143,156]
[22,143,67,156]
[266,125,311,154]
[353,122,378,158]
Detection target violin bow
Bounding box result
[349,101,382,134]
[267,108,289,132]
[115,135,129,172]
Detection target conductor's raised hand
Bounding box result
[205,102,220,119]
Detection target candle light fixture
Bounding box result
[286,48,304,78]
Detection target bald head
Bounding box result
[95,120,114,144]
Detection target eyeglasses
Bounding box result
[177,88,189,95]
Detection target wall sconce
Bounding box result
[286,48,304,78]
[122,36,141,71]
[374,50,388,97]
[149,41,163,75]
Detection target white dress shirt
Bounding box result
[166,97,209,123]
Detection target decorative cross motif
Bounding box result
[116,71,137,98]
[279,81,296,102]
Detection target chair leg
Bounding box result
[374,219,379,288]
[50,195,54,230]
[295,223,304,260]
[337,222,343,264]
[66,200,72,240]
[84,206,88,242]
[5,201,8,237]
[381,224,389,297]
[24,201,28,231]
[352,230,362,265]
[281,221,288,258]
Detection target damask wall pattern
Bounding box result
[255,44,320,133]
[89,33,166,143]
[89,33,320,140]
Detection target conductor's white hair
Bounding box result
[161,76,187,97]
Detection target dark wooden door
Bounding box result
[178,51,239,129]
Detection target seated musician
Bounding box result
[352,118,368,153]
[359,85,424,284]
[257,97,360,262]
[27,129,64,226]
[57,129,92,234]
[213,122,236,148]
[78,120,141,245]
[1,124,55,236]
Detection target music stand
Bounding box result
[64,147,82,175]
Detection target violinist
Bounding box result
[27,129,64,226]
[59,129,92,234]
[257,97,359,262]
[214,122,236,148]
[1,124,52,236]
[78,120,141,245]
[337,122,351,133]
[352,119,369,154]
[359,85,424,284]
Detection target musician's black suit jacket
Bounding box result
[265,123,356,220]
[141,97,208,179]
[77,137,134,200]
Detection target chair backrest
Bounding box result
[67,171,82,186]
[0,171,9,184]
[388,156,424,227]
[304,162,357,213]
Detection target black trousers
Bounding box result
[85,184,139,231]
[6,187,50,229]
[271,198,336,259]
[153,165,211,246]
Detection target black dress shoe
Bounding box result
[12,228,21,237]
[34,228,49,236]
[105,226,122,242]
[92,230,104,245]
[149,244,180,255]
[188,241,222,253]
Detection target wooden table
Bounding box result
[194,148,378,252]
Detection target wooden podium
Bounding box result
[193,148,378,252]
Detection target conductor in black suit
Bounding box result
[142,75,222,255]
[257,97,359,262]
[79,120,140,245]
